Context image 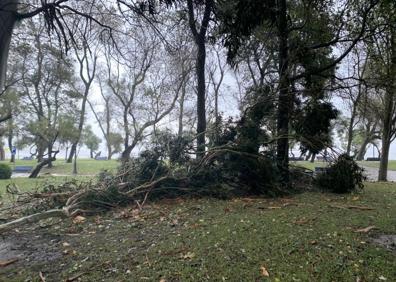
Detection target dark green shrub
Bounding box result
[0,164,12,179]
[315,154,366,193]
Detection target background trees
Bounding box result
[1,0,396,182]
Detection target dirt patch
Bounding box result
[0,231,63,266]
[372,235,396,252]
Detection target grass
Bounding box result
[358,160,396,171]
[0,159,119,175]
[291,161,327,170]
[0,176,92,199]
[1,182,395,281]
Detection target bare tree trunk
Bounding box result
[67,94,88,163]
[178,85,186,137]
[107,145,113,160]
[346,109,356,156]
[37,142,45,163]
[186,0,213,159]
[29,151,58,178]
[0,142,5,161]
[72,148,77,175]
[378,28,396,181]
[196,40,207,158]
[47,143,53,168]
[7,127,15,163]
[355,138,370,161]
[0,0,17,91]
[276,0,290,185]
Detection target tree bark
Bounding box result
[196,40,207,158]
[355,138,370,161]
[0,142,5,161]
[0,0,17,91]
[29,151,58,178]
[346,109,356,156]
[7,127,15,163]
[378,27,396,181]
[276,0,291,185]
[186,0,213,159]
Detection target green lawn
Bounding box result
[358,160,396,171]
[0,159,119,175]
[0,176,92,199]
[291,161,327,170]
[1,182,395,281]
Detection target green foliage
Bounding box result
[294,101,338,155]
[120,150,169,187]
[149,131,193,166]
[83,125,101,154]
[0,164,12,179]
[315,154,366,193]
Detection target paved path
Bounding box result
[362,166,396,182]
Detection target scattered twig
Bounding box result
[329,204,375,211]
[0,258,18,267]
[39,271,46,282]
[354,226,377,233]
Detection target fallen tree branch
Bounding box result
[0,209,68,233]
[329,204,375,211]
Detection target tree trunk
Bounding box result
[346,109,356,156]
[37,142,45,163]
[72,148,77,175]
[67,89,89,163]
[121,146,133,163]
[178,84,186,137]
[355,137,370,161]
[196,40,207,159]
[276,0,290,185]
[378,28,396,181]
[123,110,129,151]
[310,153,316,163]
[90,150,94,159]
[107,145,113,160]
[67,143,77,163]
[0,142,5,161]
[7,130,14,163]
[47,143,53,168]
[65,146,69,161]
[29,152,58,178]
[0,0,17,91]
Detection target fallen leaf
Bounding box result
[0,258,18,267]
[73,216,86,224]
[354,226,377,233]
[310,240,318,245]
[181,252,195,260]
[159,279,166,282]
[352,196,360,201]
[39,271,46,282]
[379,276,387,281]
[260,265,269,277]
[62,242,71,247]
[294,219,309,225]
